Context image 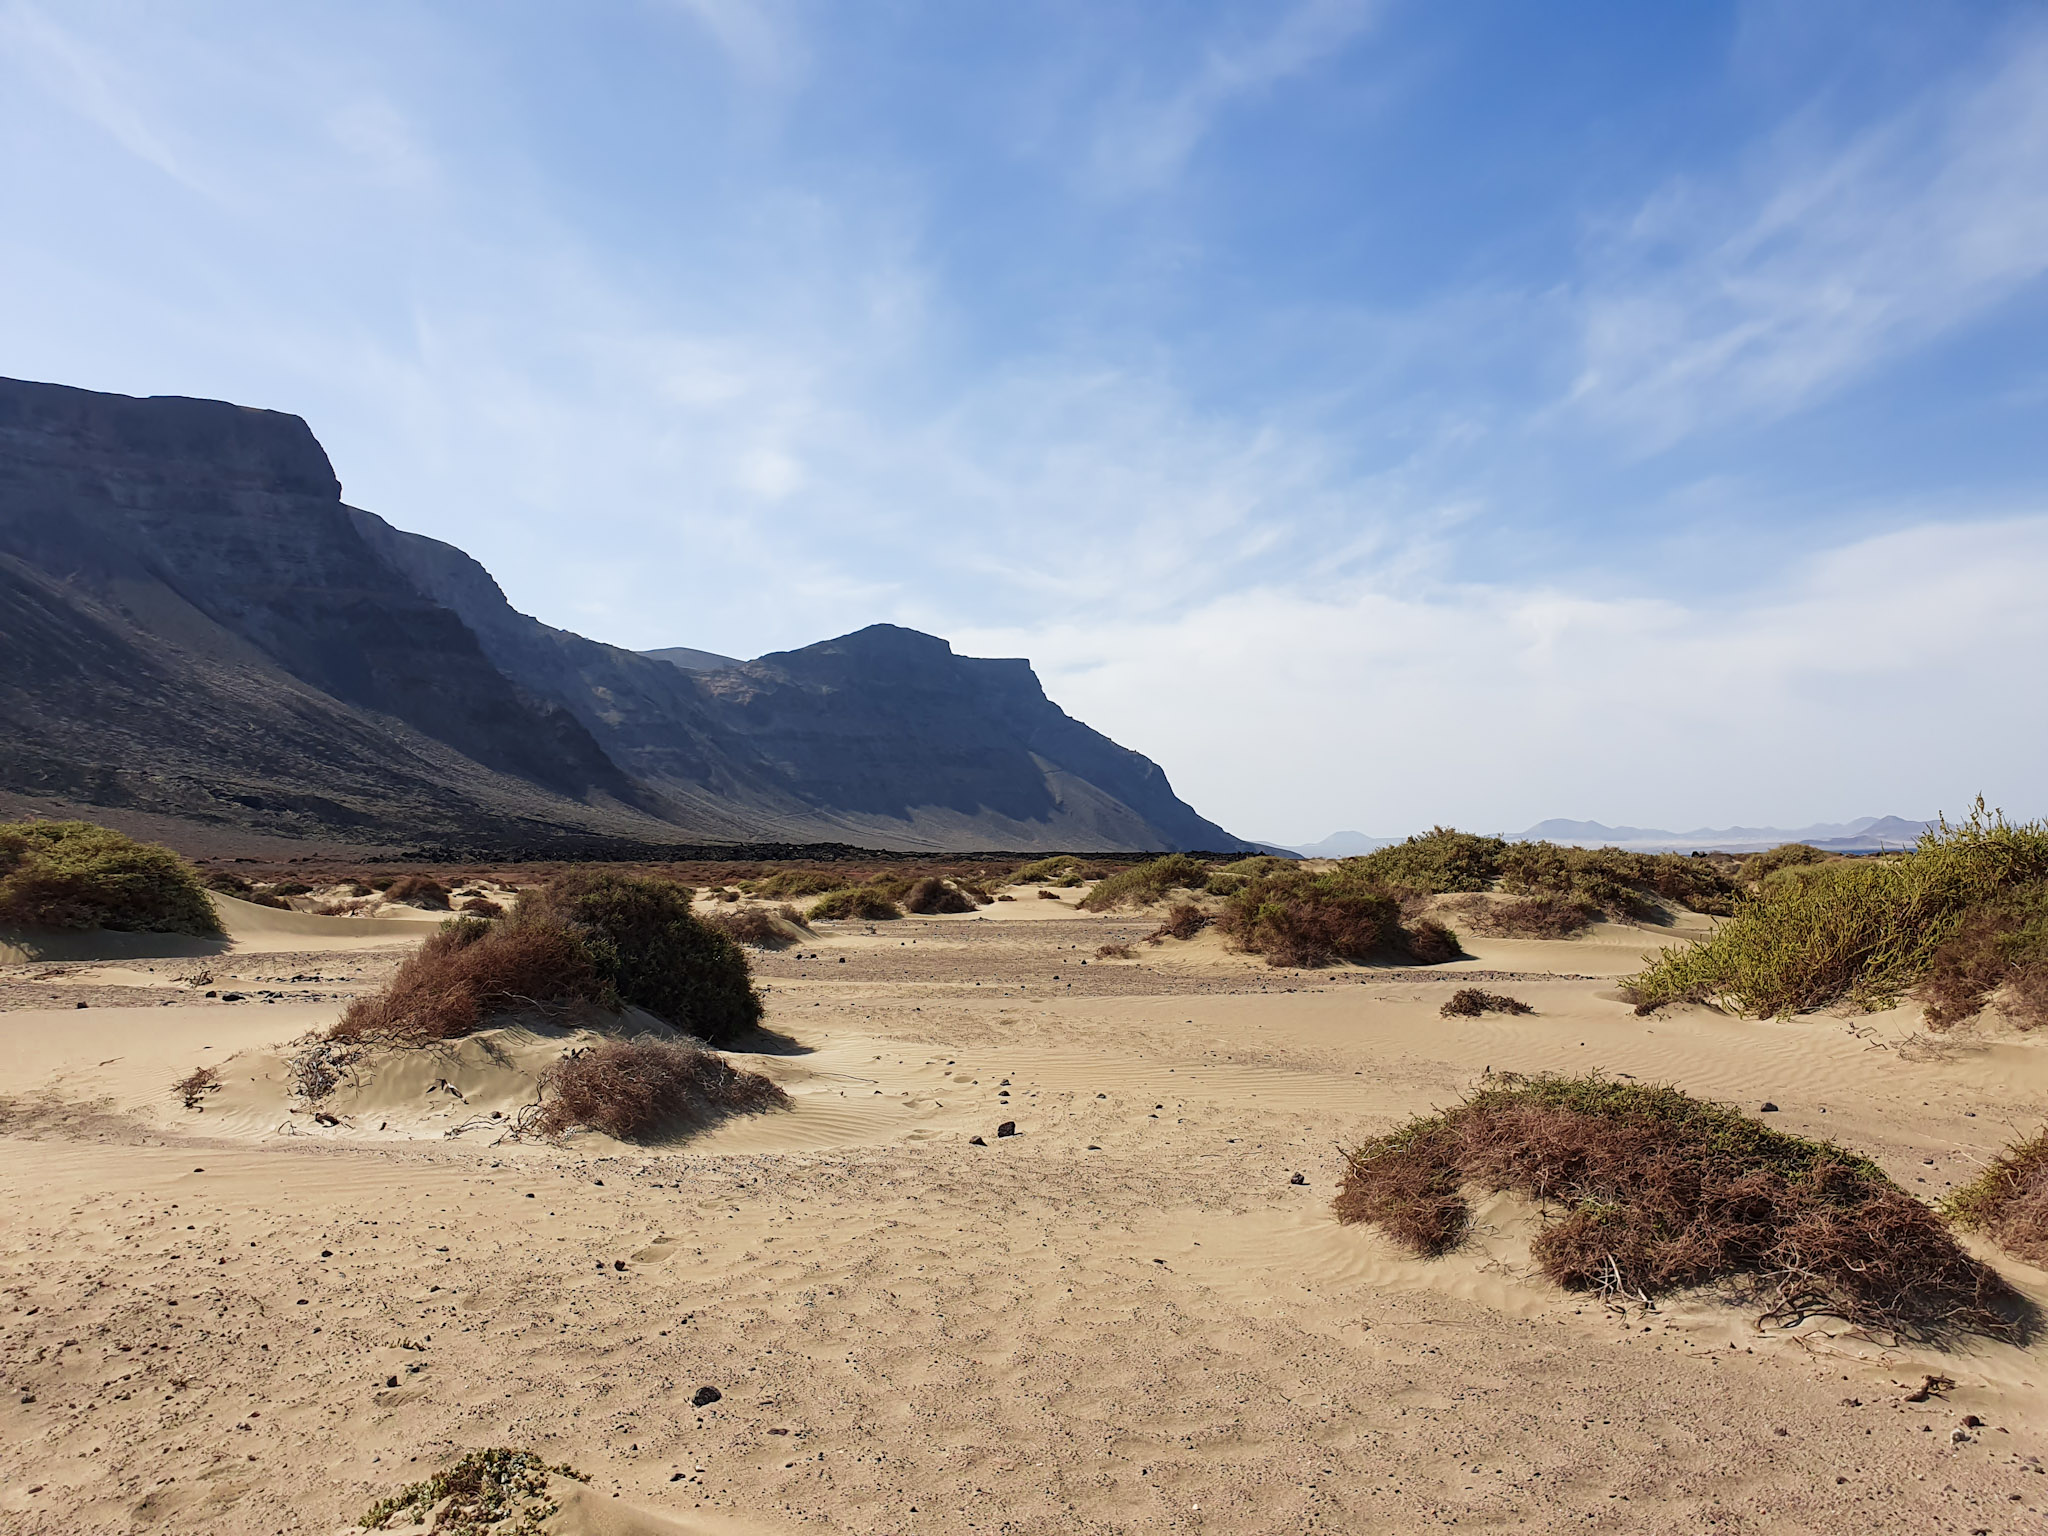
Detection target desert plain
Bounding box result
[4,887,2047,1535]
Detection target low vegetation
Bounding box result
[174,1065,221,1109]
[1499,842,1738,918]
[1946,1130,2048,1266]
[1741,842,1833,883]
[1096,942,1135,959]
[1442,892,1600,939]
[1439,988,1533,1018]
[331,917,600,1045]
[333,871,763,1047]
[533,1038,786,1141]
[902,876,977,914]
[0,820,222,936]
[520,871,761,1042]
[1336,1073,2022,1341]
[1349,828,1508,894]
[1146,902,1209,943]
[1008,855,1105,887]
[749,868,844,901]
[382,873,451,909]
[809,886,903,921]
[1626,801,2048,1020]
[1215,864,1463,968]
[360,1447,587,1535]
[1077,853,1212,911]
[702,904,807,948]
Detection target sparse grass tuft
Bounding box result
[174,1065,220,1109]
[749,869,844,901]
[702,906,803,949]
[902,876,976,915]
[1215,864,1463,968]
[1336,1072,2024,1341]
[359,1446,587,1535]
[809,887,903,921]
[382,874,451,909]
[1096,942,1135,959]
[1626,800,2048,1018]
[1439,988,1533,1018]
[0,821,221,936]
[1946,1130,2048,1266]
[1008,856,1105,888]
[533,1038,786,1141]
[1077,854,1212,911]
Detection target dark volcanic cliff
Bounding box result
[0,376,1245,853]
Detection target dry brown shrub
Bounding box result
[902,877,975,915]
[1439,988,1535,1018]
[1446,893,1598,939]
[1337,1074,2024,1342]
[383,874,450,909]
[458,896,504,917]
[1916,886,2048,1031]
[1947,1131,2048,1265]
[1035,889,1063,900]
[533,1038,786,1140]
[1145,902,1209,943]
[703,906,797,948]
[330,919,600,1045]
[174,1065,220,1109]
[1096,942,1134,959]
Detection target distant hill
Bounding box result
[1284,831,1401,858]
[1515,816,1932,853]
[1285,816,1934,859]
[0,375,1250,855]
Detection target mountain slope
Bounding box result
[0,375,1244,853]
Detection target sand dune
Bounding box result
[5,905,2048,1532]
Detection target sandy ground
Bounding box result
[5,897,2048,1534]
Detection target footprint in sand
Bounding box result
[630,1239,675,1264]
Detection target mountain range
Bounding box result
[1284,816,1931,858]
[0,376,1247,855]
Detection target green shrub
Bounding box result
[1203,872,1248,898]
[516,871,763,1045]
[1348,828,1507,894]
[1499,843,1738,918]
[1007,855,1106,887]
[1077,853,1211,910]
[809,886,903,921]
[1742,843,1833,883]
[1336,1073,2021,1341]
[749,869,846,900]
[0,820,221,936]
[1627,800,2048,1018]
[1916,883,2048,1030]
[1215,864,1463,968]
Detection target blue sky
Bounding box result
[4,1,2045,842]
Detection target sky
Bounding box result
[3,0,2046,843]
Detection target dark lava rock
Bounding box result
[1290,1172,1307,1186]
[1760,1102,1779,1112]
[996,1121,1016,1138]
[968,1135,986,1146]
[692,1386,722,1408]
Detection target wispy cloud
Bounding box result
[1085,0,1383,194]
[1570,24,2048,447]
[0,1,206,192]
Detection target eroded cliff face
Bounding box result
[0,376,1246,852]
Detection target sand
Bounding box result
[4,901,2048,1533]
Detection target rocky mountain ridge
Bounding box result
[0,375,1245,853]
